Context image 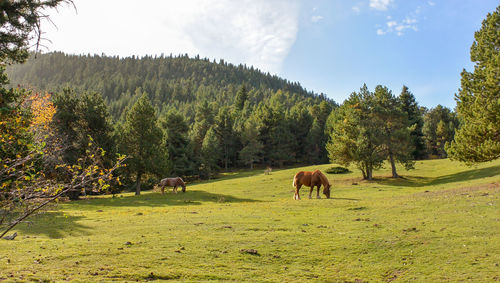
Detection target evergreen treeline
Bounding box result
[6,52,337,192]
[5,52,461,190]
[6,52,331,121]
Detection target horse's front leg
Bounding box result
[316,185,321,199]
[309,186,313,199]
[161,186,165,195]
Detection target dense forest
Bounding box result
[6,52,331,121]
[5,52,460,191]
[5,52,338,191]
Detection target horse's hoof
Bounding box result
[308,196,312,199]
[317,196,321,199]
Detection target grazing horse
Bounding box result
[159,177,186,194]
[293,170,331,200]
[264,166,272,175]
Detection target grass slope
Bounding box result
[1,159,499,282]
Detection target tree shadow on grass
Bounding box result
[377,165,500,188]
[329,197,361,201]
[71,190,261,209]
[13,211,91,239]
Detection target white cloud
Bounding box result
[40,0,300,74]
[376,16,418,36]
[403,17,417,25]
[387,21,397,28]
[369,0,393,11]
[428,1,435,6]
[352,5,361,14]
[311,15,324,23]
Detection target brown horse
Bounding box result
[293,170,331,200]
[159,177,186,194]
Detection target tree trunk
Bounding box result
[389,151,399,178]
[135,172,142,195]
[224,146,228,171]
[366,164,373,180]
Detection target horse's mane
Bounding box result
[316,170,330,186]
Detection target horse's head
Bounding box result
[178,177,186,192]
[323,184,331,199]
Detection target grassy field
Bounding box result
[1,159,499,282]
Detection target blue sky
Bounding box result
[282,0,499,108]
[41,0,498,109]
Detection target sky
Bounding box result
[39,0,499,108]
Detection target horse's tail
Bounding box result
[293,175,297,188]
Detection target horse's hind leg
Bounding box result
[309,187,313,199]
[173,186,178,194]
[161,186,165,195]
[294,184,301,200]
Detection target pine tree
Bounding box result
[399,86,426,159]
[305,118,324,164]
[423,105,458,158]
[190,100,215,158]
[52,90,116,166]
[239,117,264,169]
[213,106,237,171]
[200,127,220,179]
[160,109,193,177]
[289,104,313,163]
[447,5,500,163]
[235,84,248,111]
[372,85,414,178]
[121,93,165,195]
[326,84,385,180]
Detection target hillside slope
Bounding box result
[6,52,334,119]
[1,159,499,281]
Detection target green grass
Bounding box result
[1,159,499,282]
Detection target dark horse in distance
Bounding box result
[159,177,186,194]
[293,170,331,200]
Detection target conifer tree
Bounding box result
[289,104,313,163]
[305,118,324,164]
[399,86,426,159]
[121,93,165,195]
[447,5,500,163]
[239,116,264,169]
[235,84,248,111]
[423,105,458,158]
[213,106,237,171]
[372,85,414,177]
[200,127,220,179]
[190,100,215,157]
[160,109,193,177]
[326,84,385,180]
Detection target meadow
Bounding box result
[1,159,499,282]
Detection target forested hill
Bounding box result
[6,52,334,120]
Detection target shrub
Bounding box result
[325,166,350,174]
